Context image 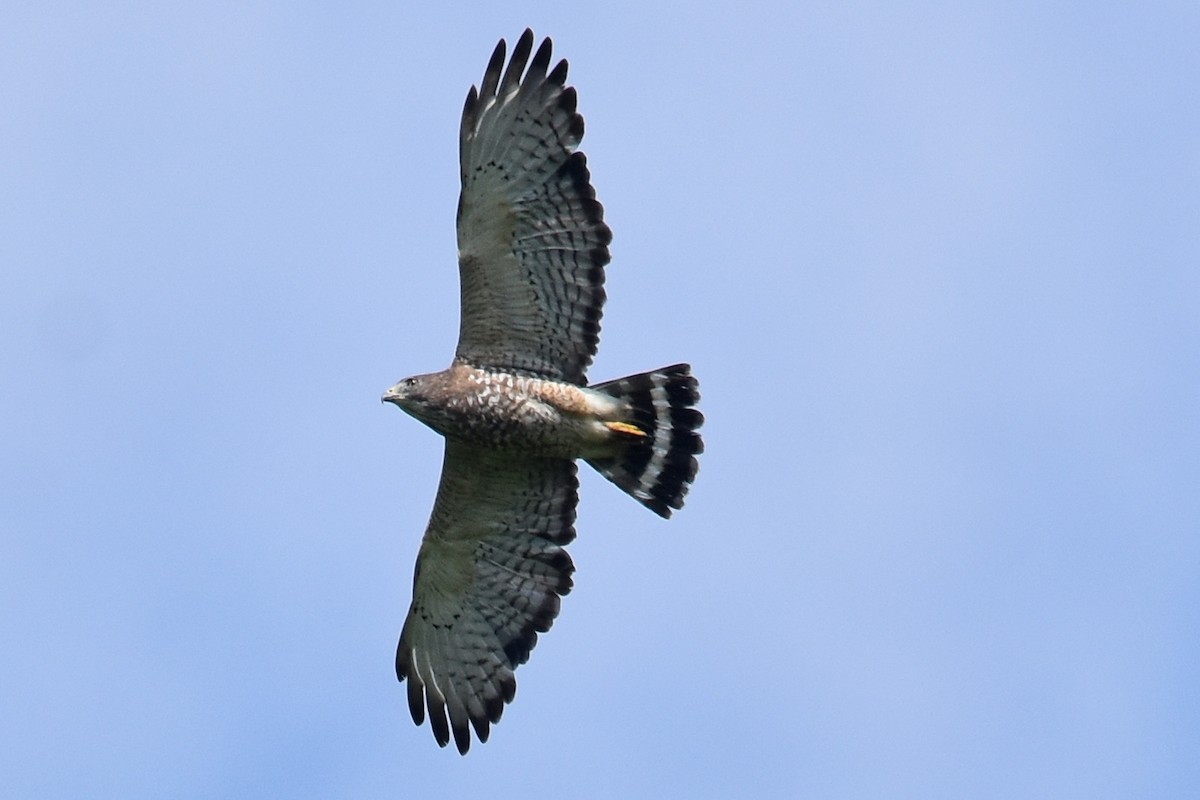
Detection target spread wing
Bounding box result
[396,439,578,754]
[455,29,612,385]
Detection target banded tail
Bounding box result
[586,364,704,518]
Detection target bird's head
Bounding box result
[382,372,452,433]
[382,374,427,412]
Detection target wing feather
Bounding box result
[499,28,535,95]
[478,37,506,101]
[396,439,577,754]
[455,29,612,384]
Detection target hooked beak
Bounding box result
[381,386,404,406]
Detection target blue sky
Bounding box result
[3,2,1198,797]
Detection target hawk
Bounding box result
[382,29,703,754]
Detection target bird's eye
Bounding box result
[405,377,418,387]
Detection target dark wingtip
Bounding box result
[471,713,492,744]
[405,673,425,725]
[452,718,471,755]
[548,57,569,86]
[529,34,554,78]
[500,28,536,92]
[479,37,506,99]
[427,690,451,748]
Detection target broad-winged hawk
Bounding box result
[382,29,703,754]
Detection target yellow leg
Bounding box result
[604,421,646,437]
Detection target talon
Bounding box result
[604,421,646,437]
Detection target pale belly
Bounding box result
[424,370,626,459]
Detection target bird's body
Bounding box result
[384,361,629,458]
[382,29,703,754]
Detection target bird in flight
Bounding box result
[382,29,703,754]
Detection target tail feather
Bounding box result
[586,364,703,517]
